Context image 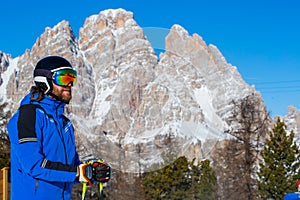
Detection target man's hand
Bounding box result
[77,163,93,186]
[91,160,111,183]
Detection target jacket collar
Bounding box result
[21,92,66,117]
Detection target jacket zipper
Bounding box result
[35,179,39,194]
[54,103,68,200]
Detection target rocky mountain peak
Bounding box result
[282,105,300,143]
[31,20,78,59]
[0,9,296,173]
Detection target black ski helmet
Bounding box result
[33,56,74,94]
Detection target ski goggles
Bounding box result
[52,68,77,87]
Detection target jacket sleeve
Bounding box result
[12,104,78,182]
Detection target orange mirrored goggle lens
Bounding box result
[52,69,77,87]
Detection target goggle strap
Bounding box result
[51,66,73,72]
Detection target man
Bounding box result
[7,56,110,200]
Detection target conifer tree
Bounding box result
[257,118,300,199]
[142,156,217,200]
[0,103,11,168]
[197,159,217,200]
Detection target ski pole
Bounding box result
[81,182,87,200]
[99,182,104,200]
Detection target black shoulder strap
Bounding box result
[17,104,40,144]
[17,104,54,144]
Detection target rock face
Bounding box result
[0,8,276,173]
[281,106,300,143]
[0,52,10,83]
[0,52,11,100]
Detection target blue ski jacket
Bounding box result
[7,92,81,200]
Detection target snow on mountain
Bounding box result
[0,53,18,102]
[1,8,296,173]
[281,105,300,143]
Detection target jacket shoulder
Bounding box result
[17,104,42,143]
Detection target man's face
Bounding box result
[51,82,72,104]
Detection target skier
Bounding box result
[284,181,300,200]
[7,56,111,200]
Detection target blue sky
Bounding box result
[1,0,299,117]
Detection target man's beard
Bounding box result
[57,91,72,104]
[51,90,72,104]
